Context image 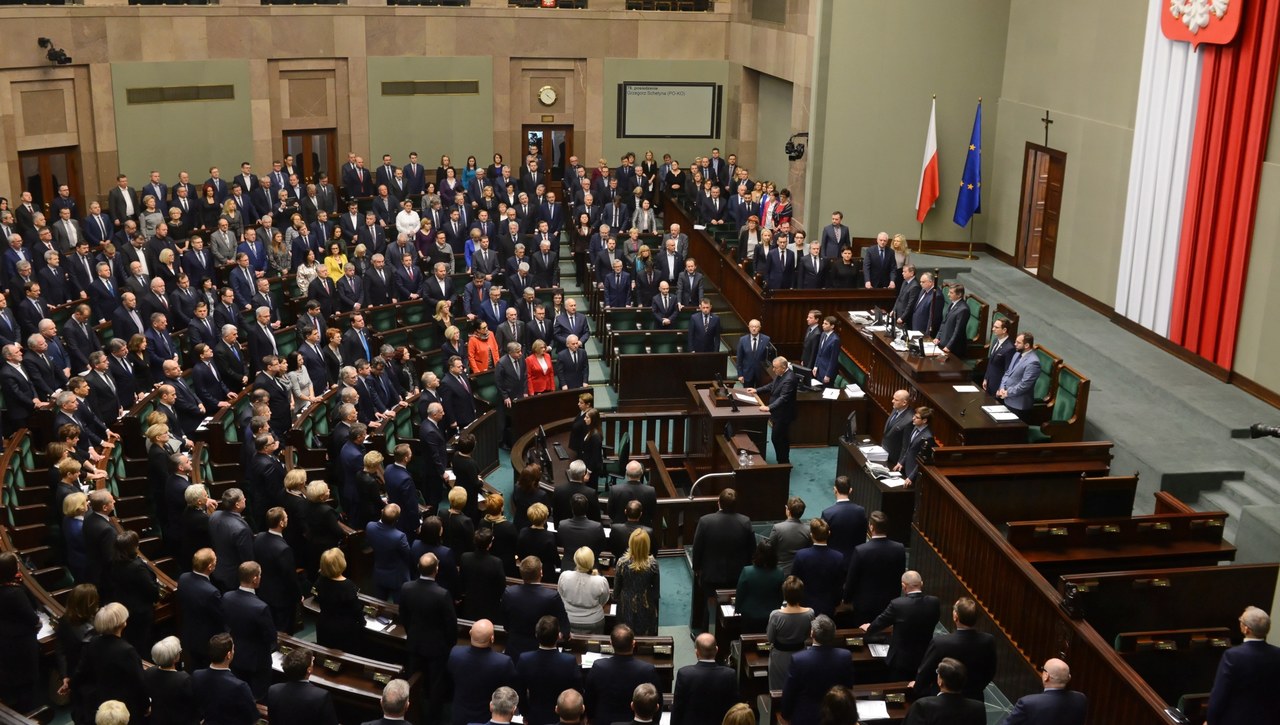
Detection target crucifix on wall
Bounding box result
[1042,110,1054,147]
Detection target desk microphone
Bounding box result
[960,405,967,417]
[729,393,739,413]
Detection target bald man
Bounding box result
[447,619,517,725]
[671,634,737,725]
[1000,658,1087,725]
[861,570,941,680]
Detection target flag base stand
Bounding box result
[917,221,977,260]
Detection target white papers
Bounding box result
[271,651,285,672]
[856,701,891,721]
[923,342,941,356]
[845,384,866,398]
[693,224,707,230]
[365,617,391,632]
[822,388,840,400]
[37,611,53,640]
[546,521,557,533]
[866,324,889,333]
[605,603,616,616]
[868,643,890,658]
[881,478,907,489]
[982,405,1020,422]
[859,445,889,463]
[890,340,908,351]
[952,384,980,393]
[733,392,756,403]
[581,652,610,668]
[849,311,874,322]
[720,603,737,617]
[602,527,611,538]
[809,379,824,388]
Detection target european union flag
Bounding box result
[953,100,982,227]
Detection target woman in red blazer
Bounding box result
[526,338,556,395]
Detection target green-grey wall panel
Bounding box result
[366,56,494,170]
[756,73,794,190]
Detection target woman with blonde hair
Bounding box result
[63,492,91,583]
[324,242,347,282]
[71,602,147,723]
[515,502,558,581]
[432,298,454,336]
[138,196,163,239]
[558,546,611,634]
[315,548,364,655]
[353,449,385,528]
[614,529,660,636]
[525,338,555,395]
[891,233,911,286]
[722,703,756,725]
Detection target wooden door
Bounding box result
[283,129,337,186]
[18,147,81,214]
[1014,143,1066,278]
[521,124,574,198]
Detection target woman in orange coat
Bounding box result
[467,321,500,373]
[525,338,556,395]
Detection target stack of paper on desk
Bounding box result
[982,405,1021,422]
[856,701,891,721]
[859,445,889,463]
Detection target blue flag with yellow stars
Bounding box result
[953,100,982,227]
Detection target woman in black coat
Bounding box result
[142,635,198,725]
[511,463,551,531]
[304,482,346,570]
[514,502,560,583]
[72,602,148,724]
[0,552,41,714]
[55,583,99,720]
[107,530,159,654]
[479,493,519,578]
[579,407,606,490]
[451,433,483,523]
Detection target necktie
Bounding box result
[492,302,499,318]
[359,331,369,359]
[615,273,620,286]
[208,362,219,382]
[704,315,709,328]
[457,374,469,392]
[510,322,517,337]
[571,351,577,366]
[101,371,115,391]
[97,217,106,237]
[751,337,757,352]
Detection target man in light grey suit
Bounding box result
[997,332,1041,418]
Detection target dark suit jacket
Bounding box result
[400,577,457,658]
[790,544,846,617]
[366,520,413,592]
[867,591,941,678]
[892,277,921,323]
[692,510,754,586]
[494,354,527,402]
[556,515,607,570]
[190,667,258,725]
[1206,639,1280,725]
[446,645,518,725]
[672,660,738,725]
[982,337,1015,393]
[213,341,248,390]
[1003,689,1088,725]
[910,287,944,336]
[142,667,197,725]
[440,373,477,429]
[176,572,225,660]
[935,299,971,355]
[585,654,661,725]
[82,512,116,585]
[903,692,985,725]
[553,348,588,389]
[222,589,276,675]
[779,646,856,725]
[606,481,657,527]
[501,583,569,659]
[756,368,797,425]
[912,627,998,701]
[517,648,582,725]
[900,425,934,481]
[796,255,829,290]
[552,482,601,524]
[265,680,339,725]
[844,536,907,622]
[72,634,148,724]
[253,531,300,611]
[820,499,868,566]
[686,312,721,353]
[209,510,254,590]
[881,407,914,467]
[0,363,36,428]
[862,245,896,288]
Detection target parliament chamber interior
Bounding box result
[0,1,1278,724]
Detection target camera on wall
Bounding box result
[38,38,72,65]
[785,133,809,161]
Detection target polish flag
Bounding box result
[916,98,940,224]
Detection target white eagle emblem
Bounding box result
[1169,0,1230,34]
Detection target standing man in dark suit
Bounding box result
[82,491,118,587]
[253,507,300,632]
[651,281,679,330]
[367,504,414,600]
[0,343,42,431]
[779,616,856,725]
[820,211,851,258]
[676,258,705,309]
[265,648,339,725]
[912,597,998,701]
[440,355,477,431]
[892,264,921,326]
[790,518,846,617]
[209,489,255,591]
[222,561,278,698]
[671,633,738,725]
[812,315,840,386]
[689,489,755,633]
[734,319,771,387]
[501,556,569,659]
[842,510,907,625]
[905,657,986,725]
[862,232,896,289]
[606,460,657,527]
[895,407,935,485]
[447,619,518,725]
[762,237,795,291]
[686,298,722,353]
[861,570,941,681]
[584,625,662,725]
[1000,658,1088,725]
[517,616,582,725]
[800,310,821,372]
[399,552,457,725]
[881,389,914,468]
[1206,605,1280,725]
[934,284,971,357]
[795,240,830,290]
[107,175,141,229]
[552,461,601,524]
[554,335,588,390]
[176,548,226,670]
[747,356,798,464]
[997,332,1042,419]
[191,634,259,725]
[556,493,607,570]
[981,318,1015,395]
[821,476,868,567]
[909,272,943,337]
[419,403,451,509]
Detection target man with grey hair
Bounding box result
[553,459,600,523]
[555,688,586,724]
[208,488,253,591]
[779,614,855,725]
[246,306,279,374]
[214,323,248,391]
[23,331,65,399]
[488,686,520,724]
[420,401,450,509]
[1000,658,1087,725]
[1204,605,1280,725]
[607,460,656,527]
[375,678,412,723]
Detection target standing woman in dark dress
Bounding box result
[567,392,592,460]
[353,450,386,530]
[451,433,483,523]
[511,462,550,530]
[108,530,159,654]
[304,481,347,572]
[579,408,605,490]
[55,584,99,722]
[442,485,475,555]
[323,327,344,388]
[830,246,862,289]
[515,502,559,583]
[314,548,365,655]
[197,184,221,234]
[613,529,660,636]
[0,552,42,714]
[479,492,519,578]
[72,602,148,724]
[142,636,198,725]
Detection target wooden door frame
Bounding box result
[18,146,82,214]
[1013,142,1067,276]
[520,124,575,197]
[282,129,337,187]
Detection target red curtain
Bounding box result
[1169,0,1280,369]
